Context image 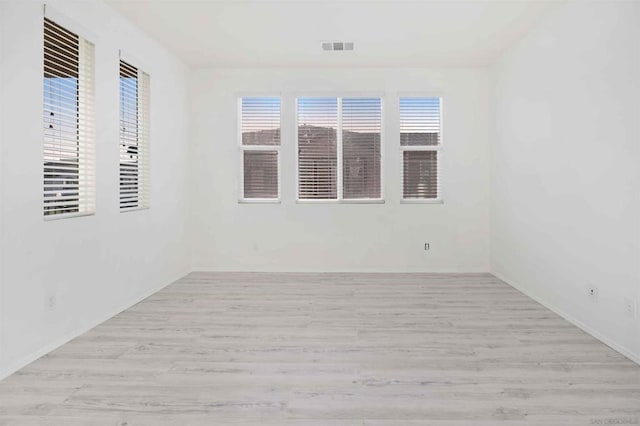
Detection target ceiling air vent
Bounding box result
[322,41,354,52]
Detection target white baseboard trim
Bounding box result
[191,266,492,274]
[0,269,190,381]
[492,271,640,366]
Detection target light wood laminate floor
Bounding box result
[0,272,639,425]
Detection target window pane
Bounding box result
[243,151,278,199]
[119,60,139,209]
[119,60,150,210]
[298,97,338,199]
[403,151,438,199]
[342,98,381,199]
[43,18,80,216]
[242,97,280,146]
[400,97,441,146]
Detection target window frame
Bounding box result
[399,94,444,204]
[295,93,385,204]
[237,95,282,204]
[42,10,96,221]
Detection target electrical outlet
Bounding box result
[424,243,430,251]
[623,298,637,318]
[587,285,598,301]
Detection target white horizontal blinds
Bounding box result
[243,151,278,198]
[400,97,440,146]
[119,60,151,210]
[43,18,95,217]
[119,61,138,209]
[297,97,338,199]
[342,98,381,199]
[241,97,280,199]
[403,151,439,199]
[242,97,280,146]
[400,97,441,199]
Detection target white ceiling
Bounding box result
[105,0,559,68]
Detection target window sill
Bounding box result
[400,198,444,204]
[238,199,282,204]
[296,199,385,204]
[120,206,150,213]
[44,211,95,221]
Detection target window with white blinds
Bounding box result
[297,97,382,201]
[297,98,337,200]
[120,59,150,210]
[43,18,95,218]
[343,98,382,199]
[400,97,441,200]
[239,97,280,201]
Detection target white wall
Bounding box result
[1,0,637,380]
[190,68,490,272]
[490,1,640,361]
[0,0,190,378]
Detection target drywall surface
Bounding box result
[189,68,490,272]
[0,0,190,377]
[490,0,640,361]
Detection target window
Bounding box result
[119,59,150,210]
[239,97,281,201]
[43,18,95,218]
[297,98,337,199]
[297,97,382,201]
[400,97,441,201]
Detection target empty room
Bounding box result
[0,0,639,424]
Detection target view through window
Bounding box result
[297,97,382,201]
[119,59,150,210]
[240,97,281,200]
[43,17,95,218]
[400,97,441,200]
